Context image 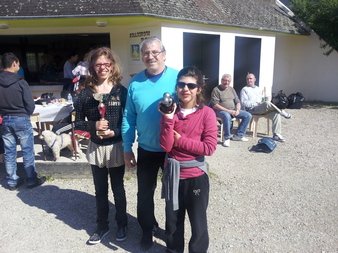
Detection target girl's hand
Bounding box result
[96,119,109,131]
[98,129,115,139]
[173,130,181,147]
[158,102,177,119]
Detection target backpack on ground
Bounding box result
[287,92,305,109]
[272,90,289,109]
[249,137,276,153]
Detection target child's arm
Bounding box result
[160,116,176,152]
[159,103,177,152]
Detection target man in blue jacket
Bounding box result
[0,52,46,191]
[122,38,178,250]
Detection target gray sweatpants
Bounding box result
[248,101,282,135]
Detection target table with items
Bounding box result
[33,103,73,123]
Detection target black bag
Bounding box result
[272,90,289,109]
[287,92,305,109]
[41,92,54,99]
[249,137,276,153]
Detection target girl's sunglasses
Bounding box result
[176,82,200,89]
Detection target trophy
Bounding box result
[160,92,175,114]
[93,93,109,135]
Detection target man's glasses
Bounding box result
[94,63,112,69]
[142,50,164,57]
[176,82,200,89]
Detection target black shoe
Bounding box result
[27,176,46,189]
[88,228,109,244]
[9,178,24,191]
[140,231,153,251]
[116,226,127,242]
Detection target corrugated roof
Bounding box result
[0,0,308,35]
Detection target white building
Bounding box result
[0,0,337,102]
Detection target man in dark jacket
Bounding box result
[0,52,46,190]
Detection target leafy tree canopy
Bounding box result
[290,0,338,55]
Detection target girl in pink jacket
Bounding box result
[159,66,218,253]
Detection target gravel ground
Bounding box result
[0,103,337,253]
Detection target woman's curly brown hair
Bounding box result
[85,47,123,92]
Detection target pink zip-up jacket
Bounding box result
[160,105,218,161]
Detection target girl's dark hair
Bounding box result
[86,47,123,92]
[176,66,205,107]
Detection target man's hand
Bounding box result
[124,151,136,168]
[234,109,240,117]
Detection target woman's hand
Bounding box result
[96,119,109,131]
[98,129,115,139]
[158,102,177,119]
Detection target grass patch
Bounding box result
[38,173,54,181]
[209,171,218,179]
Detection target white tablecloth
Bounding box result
[33,104,73,122]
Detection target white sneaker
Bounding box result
[222,139,230,147]
[273,133,285,142]
[232,135,249,142]
[280,110,292,119]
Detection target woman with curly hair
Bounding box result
[74,47,128,244]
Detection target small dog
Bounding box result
[40,130,83,161]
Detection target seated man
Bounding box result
[211,74,252,147]
[240,73,291,142]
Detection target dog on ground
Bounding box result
[40,130,83,161]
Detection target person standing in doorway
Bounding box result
[122,38,178,251]
[62,51,78,98]
[0,52,46,190]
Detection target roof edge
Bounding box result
[0,12,309,35]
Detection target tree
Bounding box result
[290,0,338,55]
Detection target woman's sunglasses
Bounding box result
[176,82,200,89]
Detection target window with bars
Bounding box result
[26,52,44,72]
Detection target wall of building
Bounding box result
[160,23,276,93]
[274,32,338,102]
[2,19,337,102]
